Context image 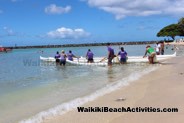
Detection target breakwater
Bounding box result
[5,40,171,49]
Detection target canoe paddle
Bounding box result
[115,55,120,64]
[99,57,107,62]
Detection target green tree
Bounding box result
[157,24,183,40]
[178,17,184,25]
[178,17,184,35]
[157,17,184,40]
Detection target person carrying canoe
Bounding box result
[67,50,79,61]
[107,43,115,66]
[60,50,67,66]
[143,45,156,64]
[54,51,61,64]
[117,47,127,64]
[86,49,94,63]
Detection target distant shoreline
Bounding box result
[5,40,173,49]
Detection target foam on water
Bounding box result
[19,66,158,123]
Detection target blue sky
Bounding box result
[0,0,183,46]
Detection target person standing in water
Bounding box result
[143,45,156,64]
[107,43,115,66]
[54,51,61,65]
[86,49,94,63]
[67,50,78,61]
[160,41,165,55]
[117,47,127,64]
[155,42,161,55]
[60,50,67,66]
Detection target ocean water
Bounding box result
[0,44,179,123]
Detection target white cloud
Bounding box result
[46,27,90,39]
[85,0,184,19]
[45,4,71,14]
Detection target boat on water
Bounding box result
[0,46,12,53]
[40,52,176,66]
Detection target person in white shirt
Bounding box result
[155,42,161,55]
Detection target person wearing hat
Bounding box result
[60,50,67,66]
[143,45,156,64]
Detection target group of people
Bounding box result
[155,41,165,55]
[143,42,165,64]
[54,42,166,66]
[107,43,127,66]
[54,43,128,66]
[54,50,79,66]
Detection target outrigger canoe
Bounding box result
[39,56,108,66]
[40,52,176,66]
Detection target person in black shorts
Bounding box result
[86,49,94,63]
[54,51,60,65]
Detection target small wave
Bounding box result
[19,66,158,123]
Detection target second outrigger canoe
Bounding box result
[40,52,176,66]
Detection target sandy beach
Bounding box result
[43,56,184,123]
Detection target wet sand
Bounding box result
[43,57,184,123]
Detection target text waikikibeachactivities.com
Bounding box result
[22,59,163,67]
[77,107,178,113]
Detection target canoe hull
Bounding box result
[40,52,176,65]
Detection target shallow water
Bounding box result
[0,44,178,123]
